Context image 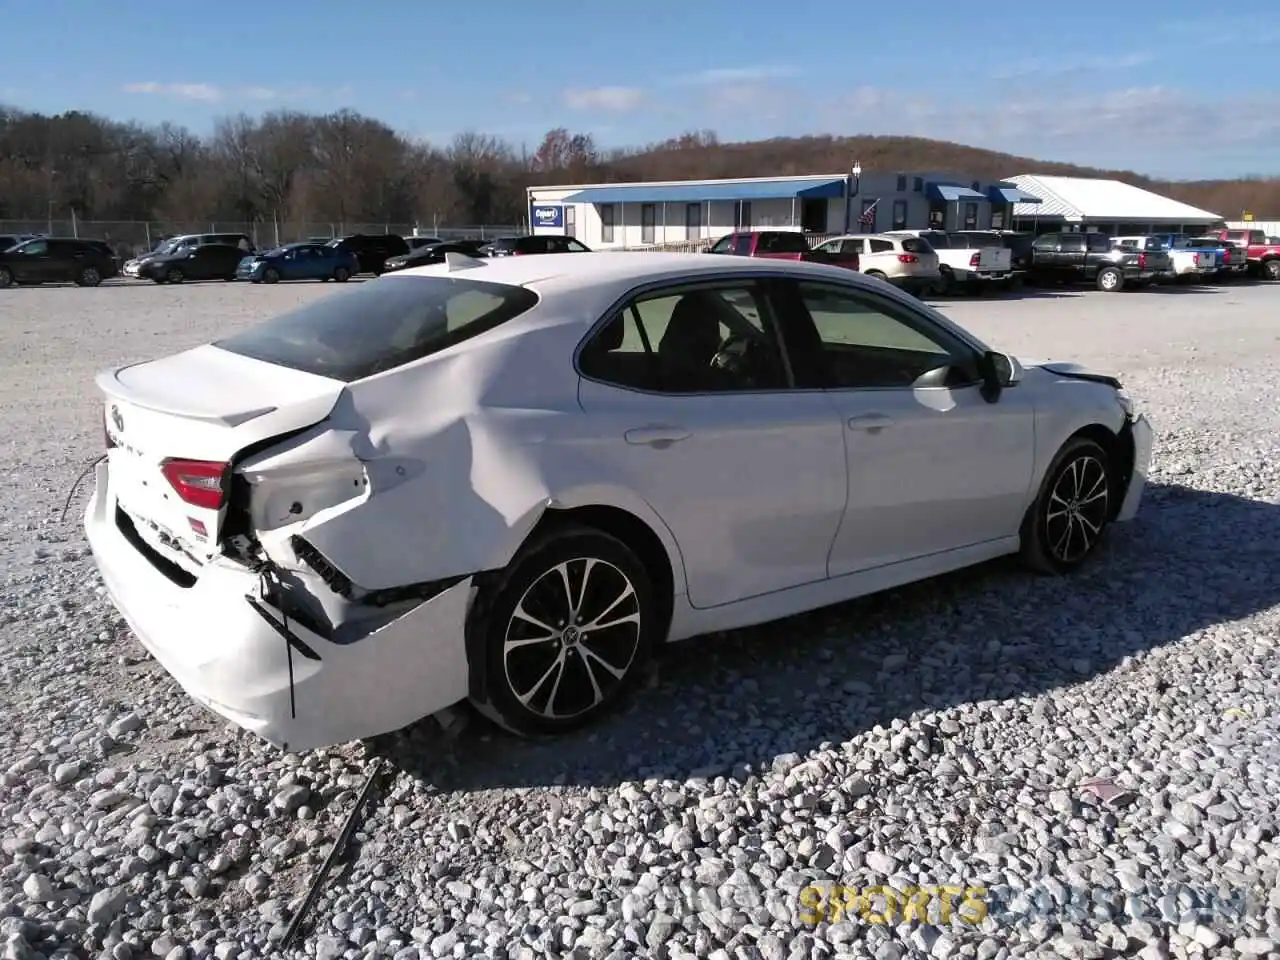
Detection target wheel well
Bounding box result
[525,505,676,636]
[1067,422,1133,520]
[465,504,678,703]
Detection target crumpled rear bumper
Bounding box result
[83,460,474,751]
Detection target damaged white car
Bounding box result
[84,251,1153,751]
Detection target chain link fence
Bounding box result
[0,220,525,258]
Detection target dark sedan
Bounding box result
[383,239,489,272]
[137,243,245,284]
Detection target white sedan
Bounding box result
[84,251,1153,751]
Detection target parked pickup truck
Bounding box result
[1114,235,1215,284]
[884,229,1012,294]
[705,230,860,270]
[1201,228,1280,281]
[1028,231,1169,291]
[1177,236,1248,280]
[952,230,1035,288]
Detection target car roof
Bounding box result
[394,250,895,292]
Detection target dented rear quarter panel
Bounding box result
[240,286,688,596]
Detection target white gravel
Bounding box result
[2,277,1280,960]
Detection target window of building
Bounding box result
[733,200,752,229]
[962,202,978,230]
[896,173,907,191]
[641,204,655,244]
[913,177,923,193]
[600,204,615,243]
[990,206,1007,230]
[891,199,908,231]
[927,201,946,229]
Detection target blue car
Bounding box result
[236,242,360,283]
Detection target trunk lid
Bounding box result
[100,344,346,560]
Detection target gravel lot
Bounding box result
[2,278,1280,960]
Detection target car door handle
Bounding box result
[846,413,894,432]
[624,425,691,447]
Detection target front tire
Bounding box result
[1019,437,1114,575]
[0,267,12,289]
[166,268,184,284]
[333,266,351,283]
[262,267,280,284]
[469,526,657,737]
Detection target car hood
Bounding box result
[1017,358,1122,389]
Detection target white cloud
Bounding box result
[677,66,799,85]
[1158,19,1280,46]
[825,85,1280,160]
[122,82,223,102]
[989,51,1152,81]
[563,86,645,112]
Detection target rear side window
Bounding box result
[921,232,950,249]
[868,238,894,253]
[214,276,539,382]
[758,232,808,253]
[900,238,930,254]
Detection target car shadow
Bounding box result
[373,481,1280,791]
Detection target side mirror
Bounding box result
[977,350,1021,402]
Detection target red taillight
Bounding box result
[1138,253,1147,270]
[511,249,525,256]
[160,459,229,510]
[897,254,919,263]
[1193,253,1200,265]
[969,252,980,268]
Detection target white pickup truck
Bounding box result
[885,229,1013,294]
[1114,235,1216,284]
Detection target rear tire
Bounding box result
[1019,436,1114,575]
[76,266,102,287]
[468,526,657,738]
[1096,267,1123,292]
[1264,259,1280,282]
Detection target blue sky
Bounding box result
[2,3,1277,180]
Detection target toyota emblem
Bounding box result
[110,405,124,432]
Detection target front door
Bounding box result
[774,279,1036,575]
[800,198,828,233]
[575,278,848,608]
[12,239,55,282]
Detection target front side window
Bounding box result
[215,276,539,382]
[18,240,47,255]
[794,283,962,390]
[578,283,787,394]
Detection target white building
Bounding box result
[526,171,1042,249]
[1006,175,1223,235]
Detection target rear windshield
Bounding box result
[900,238,931,254]
[214,275,539,382]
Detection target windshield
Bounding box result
[214,275,540,382]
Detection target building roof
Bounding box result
[543,175,850,204]
[1004,174,1221,223]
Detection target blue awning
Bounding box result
[559,176,848,205]
[927,183,987,202]
[988,185,1041,204]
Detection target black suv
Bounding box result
[0,237,120,287]
[482,235,592,256]
[326,234,410,275]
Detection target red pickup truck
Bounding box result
[1203,229,1280,281]
[706,230,860,271]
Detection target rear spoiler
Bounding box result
[95,367,277,427]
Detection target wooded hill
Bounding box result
[0,106,1272,227]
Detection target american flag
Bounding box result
[858,200,879,226]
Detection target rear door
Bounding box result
[575,277,848,607]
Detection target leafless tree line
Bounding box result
[0,105,1274,232]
